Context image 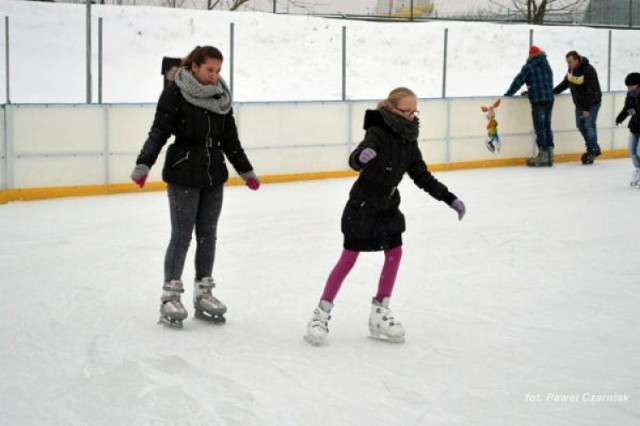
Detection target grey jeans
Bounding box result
[164,184,224,282]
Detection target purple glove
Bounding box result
[451,199,466,221]
[358,148,377,165]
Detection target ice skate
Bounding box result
[369,297,405,344]
[630,168,640,186]
[581,147,601,165]
[304,300,333,346]
[494,138,501,152]
[193,277,227,325]
[485,139,495,153]
[158,280,188,328]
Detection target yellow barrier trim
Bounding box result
[0,149,629,204]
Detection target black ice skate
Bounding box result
[581,147,601,165]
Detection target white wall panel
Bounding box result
[108,105,157,154]
[421,140,447,165]
[13,156,105,188]
[0,94,626,192]
[245,145,350,176]
[12,105,104,154]
[0,107,5,191]
[237,102,349,149]
[420,99,448,141]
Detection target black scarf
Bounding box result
[379,108,420,142]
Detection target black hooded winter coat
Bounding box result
[341,109,457,252]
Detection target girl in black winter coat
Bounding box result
[130,46,259,328]
[305,87,466,345]
[616,72,640,186]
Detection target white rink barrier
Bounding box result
[0,93,631,202]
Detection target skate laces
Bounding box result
[311,308,330,329]
[376,306,401,327]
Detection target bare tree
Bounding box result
[489,0,587,24]
[205,0,323,12]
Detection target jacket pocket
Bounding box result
[171,151,190,168]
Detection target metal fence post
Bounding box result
[230,22,235,96]
[342,26,346,101]
[529,28,533,47]
[607,30,612,92]
[86,0,92,103]
[4,16,10,104]
[98,17,103,104]
[442,28,448,98]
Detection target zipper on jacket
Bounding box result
[172,151,189,168]
[205,114,213,186]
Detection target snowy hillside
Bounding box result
[1,0,640,103]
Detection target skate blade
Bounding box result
[194,309,226,324]
[303,334,325,347]
[368,334,405,344]
[158,316,184,328]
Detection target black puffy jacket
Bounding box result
[553,57,602,112]
[341,109,456,251]
[135,83,253,187]
[616,89,640,135]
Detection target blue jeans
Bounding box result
[575,103,601,151]
[531,102,554,150]
[629,132,640,168]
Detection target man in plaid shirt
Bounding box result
[505,45,555,167]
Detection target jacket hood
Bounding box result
[569,56,590,76]
[363,109,385,130]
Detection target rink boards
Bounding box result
[0,93,631,203]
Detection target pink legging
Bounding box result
[321,246,403,303]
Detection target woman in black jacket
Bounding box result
[130,46,259,328]
[305,87,466,345]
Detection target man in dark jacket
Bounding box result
[505,45,555,167]
[554,51,603,164]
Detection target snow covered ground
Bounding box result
[2,0,640,103]
[1,159,639,425]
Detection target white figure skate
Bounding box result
[304,300,333,346]
[369,297,405,344]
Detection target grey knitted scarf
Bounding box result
[174,67,232,114]
[380,108,420,141]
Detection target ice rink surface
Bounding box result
[1,159,639,425]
